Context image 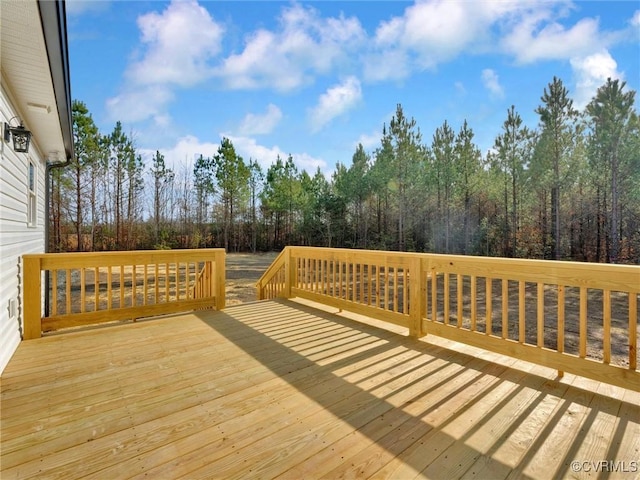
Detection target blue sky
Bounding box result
[66,0,640,176]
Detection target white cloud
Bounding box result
[224,135,282,170]
[216,4,365,91]
[294,152,330,175]
[399,1,484,66]
[128,0,223,86]
[237,104,283,136]
[107,0,223,123]
[153,113,172,129]
[216,30,295,91]
[364,0,532,80]
[105,0,636,159]
[143,133,328,180]
[355,132,379,151]
[106,85,174,123]
[362,49,410,82]
[137,135,220,178]
[309,77,362,132]
[363,1,633,83]
[225,135,327,174]
[503,17,605,64]
[168,135,220,163]
[570,50,624,109]
[481,69,505,99]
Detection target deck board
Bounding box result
[1,299,638,479]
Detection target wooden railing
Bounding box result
[256,246,640,391]
[23,249,226,338]
[256,249,287,300]
[192,261,213,300]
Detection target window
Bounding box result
[27,161,36,227]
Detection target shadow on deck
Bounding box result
[1,299,639,479]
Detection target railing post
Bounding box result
[284,247,294,298]
[215,250,226,310]
[420,259,428,336]
[23,255,42,339]
[409,256,423,338]
[256,279,264,300]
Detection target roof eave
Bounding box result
[37,0,74,163]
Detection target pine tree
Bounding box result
[586,78,636,263]
[535,77,578,259]
[150,150,174,247]
[387,104,424,251]
[431,120,456,253]
[214,138,249,252]
[70,100,100,251]
[454,120,483,254]
[193,154,215,245]
[494,106,532,257]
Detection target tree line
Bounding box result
[51,76,640,263]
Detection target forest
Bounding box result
[50,76,640,263]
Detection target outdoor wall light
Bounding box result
[3,117,32,153]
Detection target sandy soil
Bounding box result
[224,252,279,305]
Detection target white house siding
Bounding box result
[0,89,47,373]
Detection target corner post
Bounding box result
[284,247,294,298]
[256,279,264,300]
[215,249,226,310]
[23,255,42,339]
[409,256,424,338]
[420,258,428,337]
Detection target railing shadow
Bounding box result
[194,299,638,478]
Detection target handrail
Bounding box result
[23,249,226,338]
[192,261,213,303]
[256,249,288,300]
[258,246,640,391]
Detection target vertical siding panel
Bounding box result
[1,97,48,372]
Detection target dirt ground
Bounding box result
[224,252,279,305]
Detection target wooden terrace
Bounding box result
[2,247,639,478]
[2,299,638,479]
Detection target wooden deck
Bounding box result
[1,299,639,479]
